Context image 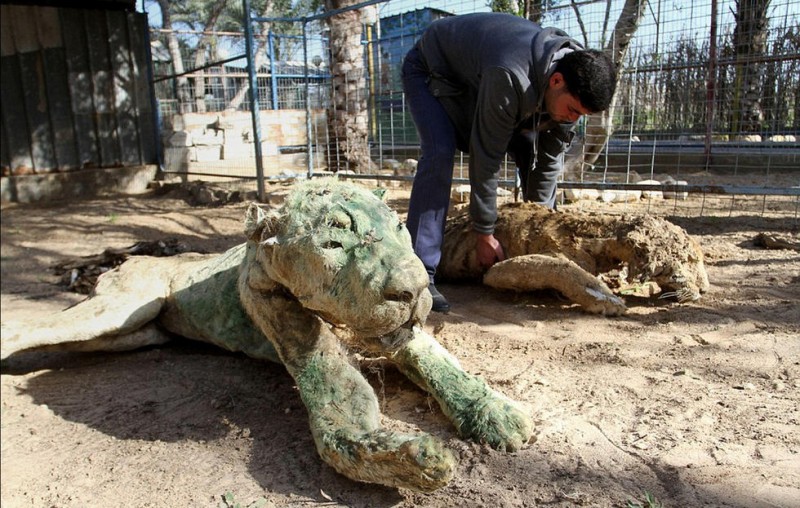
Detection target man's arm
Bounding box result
[523,124,574,207]
[467,67,522,235]
[475,232,506,268]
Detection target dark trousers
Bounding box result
[402,48,457,281]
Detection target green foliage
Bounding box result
[619,22,800,136]
[489,0,520,16]
[219,491,267,508]
[489,0,558,22]
[147,0,304,35]
[626,491,663,508]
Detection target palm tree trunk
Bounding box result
[731,0,770,136]
[158,0,190,114]
[324,1,374,173]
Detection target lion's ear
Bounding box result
[371,187,388,202]
[244,203,280,241]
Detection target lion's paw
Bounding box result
[456,392,535,452]
[392,434,458,491]
[583,287,627,316]
[322,429,456,492]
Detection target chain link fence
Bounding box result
[148,0,799,218]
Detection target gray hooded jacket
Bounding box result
[415,13,582,233]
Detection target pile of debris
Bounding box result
[53,239,201,294]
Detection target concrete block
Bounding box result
[638,179,664,199]
[261,142,279,156]
[601,188,642,203]
[194,145,221,162]
[164,146,190,172]
[663,180,689,200]
[1,165,158,203]
[564,188,601,202]
[221,142,255,160]
[168,130,193,147]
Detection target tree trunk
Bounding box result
[193,1,228,113]
[324,1,374,173]
[228,0,274,111]
[193,49,207,113]
[158,0,190,114]
[525,0,545,23]
[731,0,770,136]
[794,74,800,131]
[564,0,647,178]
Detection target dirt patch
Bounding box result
[2,181,799,507]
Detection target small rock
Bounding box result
[381,158,401,171]
[673,369,700,379]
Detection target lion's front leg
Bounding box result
[295,344,455,491]
[391,328,535,452]
[241,292,455,492]
[483,253,627,316]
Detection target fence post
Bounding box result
[268,31,278,110]
[303,20,314,179]
[704,0,718,171]
[142,10,164,176]
[243,0,266,201]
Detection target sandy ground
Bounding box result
[1,178,799,508]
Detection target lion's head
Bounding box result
[244,180,431,339]
[624,216,710,302]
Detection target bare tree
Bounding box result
[228,0,276,111]
[524,0,552,23]
[189,0,229,112]
[565,0,648,177]
[157,0,191,114]
[489,1,647,176]
[154,0,253,113]
[730,0,771,136]
[490,0,549,23]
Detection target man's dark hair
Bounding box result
[554,50,617,113]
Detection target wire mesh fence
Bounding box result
[147,0,799,219]
[149,22,329,181]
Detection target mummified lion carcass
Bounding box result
[439,202,709,316]
[0,180,533,492]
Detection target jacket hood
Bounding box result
[531,27,584,99]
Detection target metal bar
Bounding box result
[142,9,164,173]
[623,53,800,74]
[303,21,313,179]
[156,72,329,80]
[160,170,305,182]
[243,0,265,201]
[557,181,800,196]
[151,28,255,37]
[268,31,278,109]
[333,173,800,197]
[160,170,260,179]
[152,54,246,83]
[253,0,388,23]
[704,0,717,171]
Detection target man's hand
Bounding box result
[475,233,506,268]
